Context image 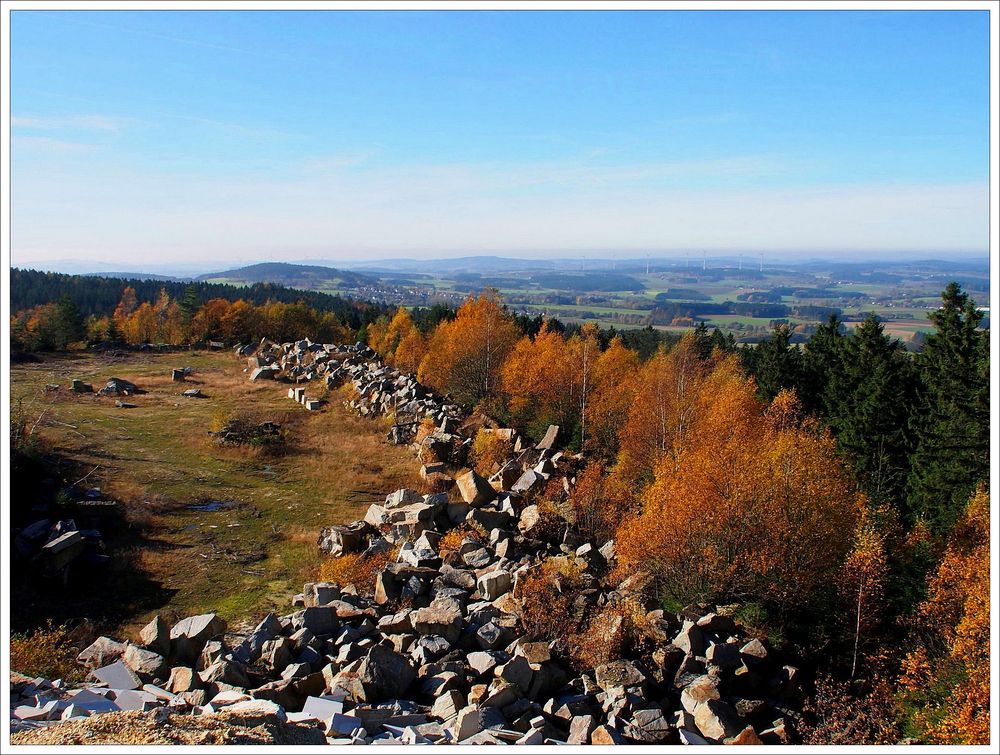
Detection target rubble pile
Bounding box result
[10,508,803,744]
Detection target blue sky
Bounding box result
[10,9,991,268]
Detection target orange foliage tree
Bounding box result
[615,371,859,614]
[899,487,990,744]
[587,335,640,457]
[501,321,576,430]
[189,298,232,342]
[613,333,710,486]
[418,290,520,407]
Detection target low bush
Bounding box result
[10,623,86,682]
[316,550,392,594]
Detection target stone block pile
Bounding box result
[12,482,804,743]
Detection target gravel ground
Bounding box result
[10,710,327,745]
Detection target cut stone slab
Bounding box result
[454,470,496,507]
[535,425,559,450]
[302,694,345,721]
[92,660,142,690]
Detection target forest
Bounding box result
[363,284,989,745]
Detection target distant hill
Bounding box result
[198,262,376,289]
[83,271,187,282]
[335,256,562,274]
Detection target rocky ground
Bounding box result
[10,340,804,745]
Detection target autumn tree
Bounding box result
[839,502,891,679]
[587,336,640,458]
[377,308,415,358]
[189,298,232,342]
[615,374,859,616]
[112,286,138,329]
[900,487,990,744]
[501,320,577,436]
[568,324,601,449]
[613,334,707,486]
[418,290,520,408]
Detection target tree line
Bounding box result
[10,268,387,329]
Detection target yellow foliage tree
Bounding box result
[501,321,575,428]
[613,333,709,486]
[900,487,990,744]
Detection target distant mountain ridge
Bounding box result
[198,262,376,289]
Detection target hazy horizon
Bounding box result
[11,10,990,268]
[14,250,991,280]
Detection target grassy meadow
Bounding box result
[10,349,421,636]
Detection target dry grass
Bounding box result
[10,623,88,682]
[10,349,421,636]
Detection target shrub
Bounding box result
[569,596,653,671]
[515,556,591,647]
[801,670,902,745]
[316,550,392,593]
[470,429,513,476]
[438,522,487,557]
[10,623,86,682]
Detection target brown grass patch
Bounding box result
[10,623,88,682]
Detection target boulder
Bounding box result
[694,699,745,741]
[568,714,596,744]
[138,615,170,656]
[170,613,227,649]
[594,659,646,690]
[78,636,126,668]
[123,644,167,680]
[411,599,463,644]
[477,569,512,601]
[455,470,496,507]
[357,645,415,701]
[167,666,200,693]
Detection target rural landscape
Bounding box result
[5,3,993,750]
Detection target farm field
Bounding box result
[10,350,420,636]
